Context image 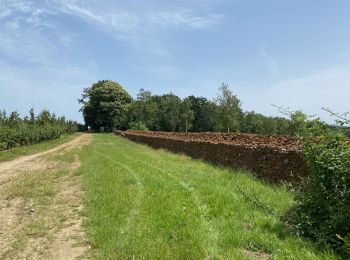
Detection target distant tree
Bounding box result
[241,111,264,134]
[275,117,291,135]
[159,93,181,132]
[262,116,278,134]
[187,96,216,132]
[128,89,159,130]
[214,83,243,133]
[289,110,308,136]
[179,98,194,132]
[79,80,132,130]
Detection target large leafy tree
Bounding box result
[214,83,243,133]
[79,80,132,130]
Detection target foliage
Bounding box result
[129,121,149,131]
[79,80,133,131]
[82,81,350,138]
[241,111,264,134]
[127,89,160,131]
[187,95,216,132]
[214,83,243,133]
[179,98,194,132]
[0,109,78,150]
[285,109,350,258]
[159,93,182,132]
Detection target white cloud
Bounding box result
[0,1,76,65]
[48,0,140,40]
[0,8,12,18]
[49,0,223,39]
[149,10,223,29]
[0,0,33,15]
[259,48,280,73]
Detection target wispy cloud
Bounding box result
[259,48,280,73]
[0,0,76,65]
[50,0,140,40]
[49,0,223,39]
[148,10,223,29]
[0,0,32,15]
[1,0,224,60]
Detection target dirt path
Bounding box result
[0,134,90,182]
[0,133,92,259]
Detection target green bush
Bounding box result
[288,114,350,258]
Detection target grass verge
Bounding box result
[79,134,338,259]
[0,133,81,162]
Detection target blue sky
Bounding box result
[0,0,349,123]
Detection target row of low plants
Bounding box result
[0,108,78,150]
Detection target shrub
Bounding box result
[287,112,350,258]
[129,121,149,131]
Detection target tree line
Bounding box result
[0,109,78,150]
[80,80,350,137]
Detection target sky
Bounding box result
[0,0,349,123]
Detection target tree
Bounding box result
[159,93,181,132]
[241,111,264,134]
[79,80,132,130]
[187,96,216,132]
[214,83,243,133]
[275,117,291,135]
[262,116,277,134]
[290,110,308,136]
[179,98,194,132]
[127,89,159,130]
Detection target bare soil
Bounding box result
[124,130,301,151]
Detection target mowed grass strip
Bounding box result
[79,134,337,259]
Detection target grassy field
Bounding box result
[77,134,337,259]
[0,133,81,162]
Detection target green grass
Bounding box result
[0,133,81,162]
[78,134,337,259]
